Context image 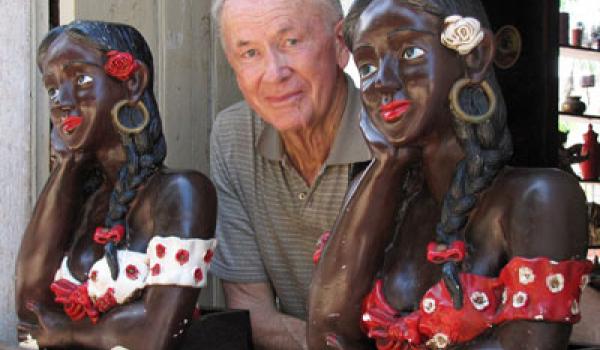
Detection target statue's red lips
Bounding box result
[380,100,411,122]
[62,115,82,133]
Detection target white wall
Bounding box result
[0,0,41,345]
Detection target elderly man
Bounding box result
[209,0,371,348]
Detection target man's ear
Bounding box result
[126,60,149,104]
[334,19,350,69]
[464,28,495,83]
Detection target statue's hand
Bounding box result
[17,301,72,348]
[359,108,420,167]
[50,127,94,172]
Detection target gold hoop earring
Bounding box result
[111,100,150,135]
[449,78,496,124]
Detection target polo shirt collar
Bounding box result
[256,76,371,165]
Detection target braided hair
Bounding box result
[38,21,167,279]
[344,0,513,308]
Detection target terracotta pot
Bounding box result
[561,96,587,115]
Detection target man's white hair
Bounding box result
[211,0,343,39]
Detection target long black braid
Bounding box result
[38,21,167,279]
[345,0,513,308]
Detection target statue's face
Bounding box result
[220,0,349,132]
[352,0,462,146]
[41,33,125,151]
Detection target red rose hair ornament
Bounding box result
[104,50,139,81]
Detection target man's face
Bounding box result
[221,0,349,132]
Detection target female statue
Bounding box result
[16,21,217,350]
[308,0,593,348]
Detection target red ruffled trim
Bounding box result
[51,278,119,324]
[361,280,423,349]
[361,257,593,349]
[50,279,99,324]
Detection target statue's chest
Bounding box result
[66,191,111,282]
[379,197,505,314]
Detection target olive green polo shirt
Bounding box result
[209,78,371,319]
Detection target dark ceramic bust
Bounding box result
[15,21,216,350]
[308,0,592,349]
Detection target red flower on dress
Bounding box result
[204,249,214,263]
[194,268,203,283]
[156,244,166,258]
[104,50,139,81]
[125,264,139,280]
[151,263,161,276]
[176,249,190,265]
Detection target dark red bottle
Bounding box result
[580,124,599,180]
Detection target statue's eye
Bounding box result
[77,74,94,86]
[48,87,59,102]
[402,47,425,60]
[358,63,378,79]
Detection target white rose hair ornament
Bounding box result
[441,15,496,125]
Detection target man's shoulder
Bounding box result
[213,100,261,141]
[211,100,264,166]
[214,100,253,130]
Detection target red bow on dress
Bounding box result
[93,224,125,245]
[426,241,466,264]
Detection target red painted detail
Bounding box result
[313,231,331,265]
[204,249,214,263]
[151,263,161,276]
[104,50,139,81]
[361,257,593,349]
[62,115,82,133]
[194,268,203,283]
[89,270,98,282]
[93,224,125,245]
[176,249,190,265]
[125,264,139,280]
[426,241,466,264]
[380,99,411,123]
[50,279,99,324]
[193,306,201,320]
[361,279,423,349]
[95,288,117,313]
[156,243,166,258]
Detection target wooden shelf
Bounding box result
[580,180,600,184]
[560,45,600,61]
[559,112,600,120]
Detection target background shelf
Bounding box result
[560,45,600,61]
[559,112,600,120]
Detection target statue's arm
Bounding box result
[470,171,589,350]
[20,171,217,350]
[15,149,89,321]
[308,144,418,349]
